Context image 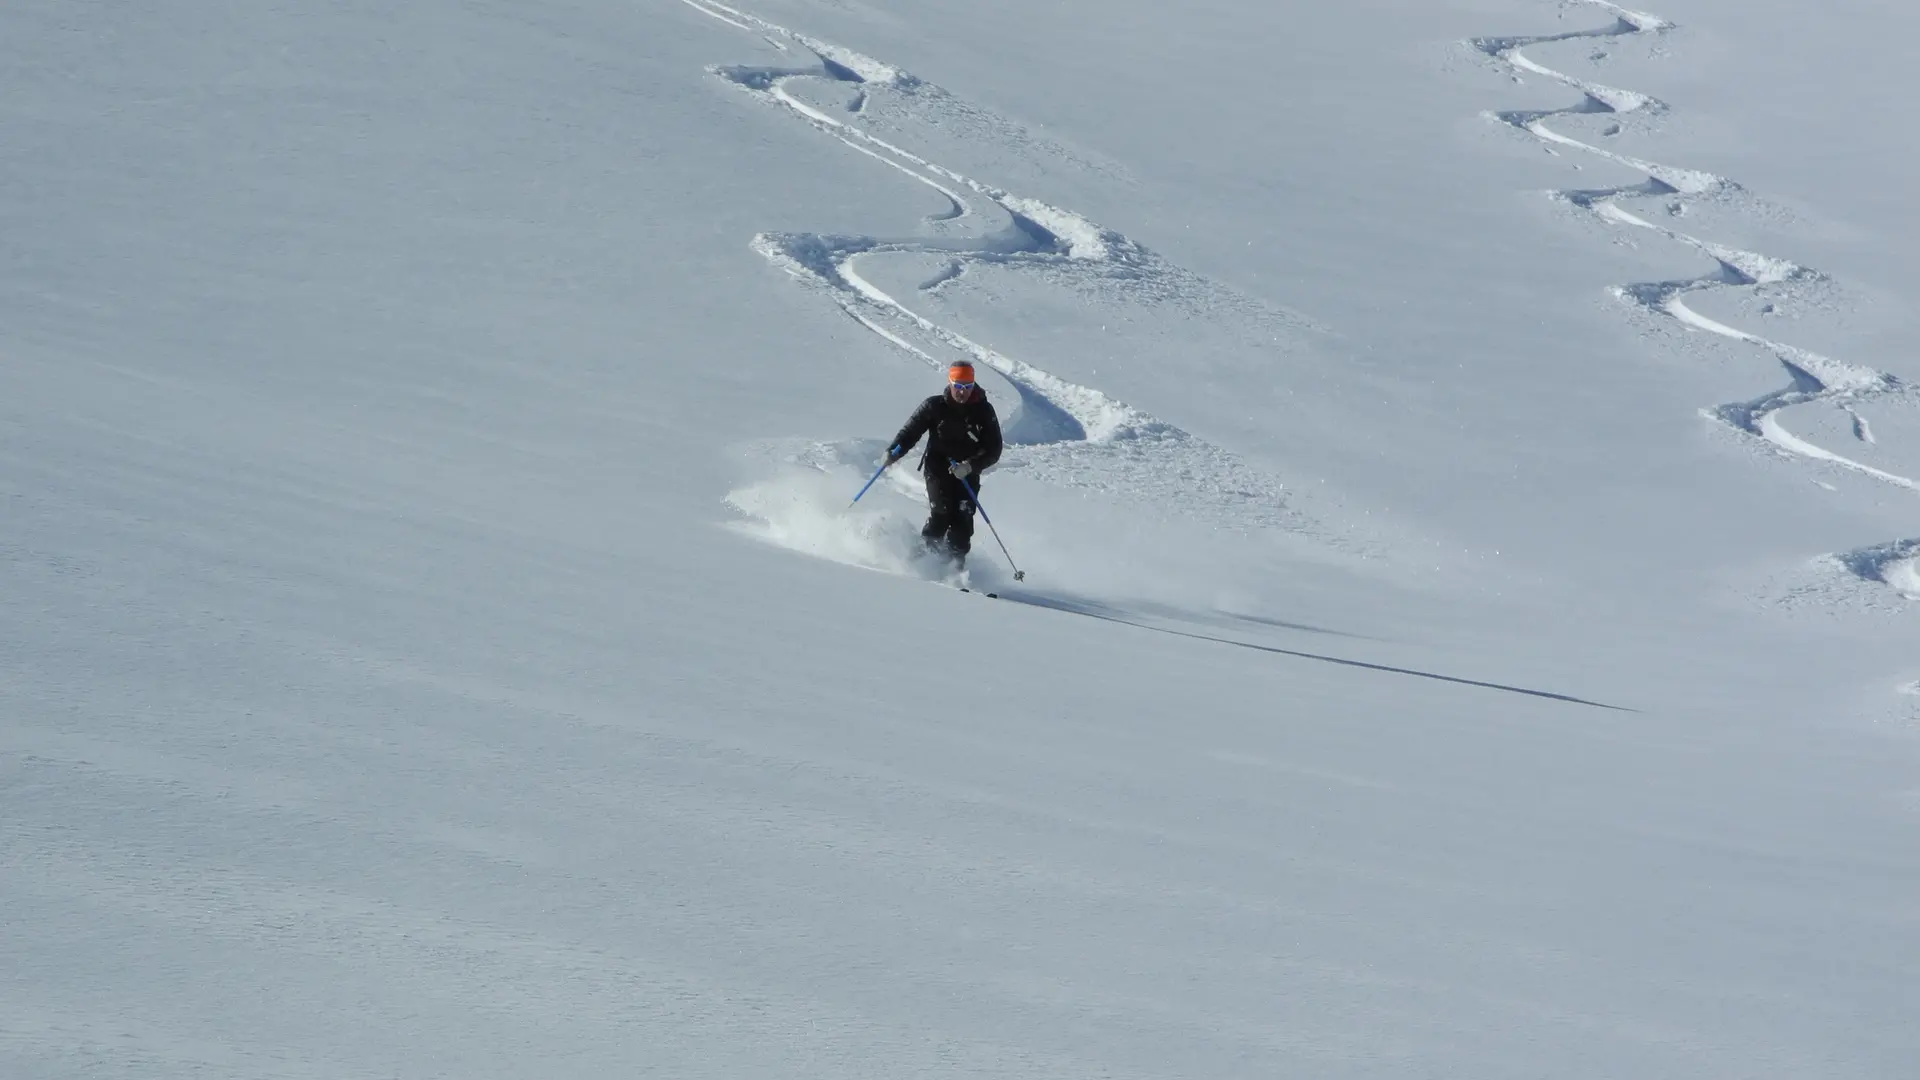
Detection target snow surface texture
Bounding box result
[5,0,1920,1077]
[1473,0,1920,597]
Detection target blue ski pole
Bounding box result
[849,451,895,508]
[951,461,1025,581]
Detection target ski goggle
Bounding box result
[949,380,976,391]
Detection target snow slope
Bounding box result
[4,0,1917,1076]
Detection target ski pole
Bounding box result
[951,461,1025,581]
[849,454,893,508]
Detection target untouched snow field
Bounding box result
[5,0,1918,1076]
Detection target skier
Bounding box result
[883,361,1003,567]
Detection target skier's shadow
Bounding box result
[1124,600,1380,642]
[991,589,1633,712]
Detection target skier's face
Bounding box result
[948,381,976,402]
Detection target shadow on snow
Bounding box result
[994,589,1633,713]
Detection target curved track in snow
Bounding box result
[1472,0,1920,597]
[1824,539,1920,601]
[678,0,1326,539]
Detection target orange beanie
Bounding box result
[947,362,975,384]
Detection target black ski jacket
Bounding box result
[889,390,1003,476]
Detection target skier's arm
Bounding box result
[887,398,937,462]
[972,402,1004,471]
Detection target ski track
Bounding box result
[1472,0,1920,599]
[1824,539,1920,601]
[677,0,1331,540]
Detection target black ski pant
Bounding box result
[921,468,977,557]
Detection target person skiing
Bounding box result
[883,361,1003,566]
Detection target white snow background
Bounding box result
[5,0,1918,1076]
